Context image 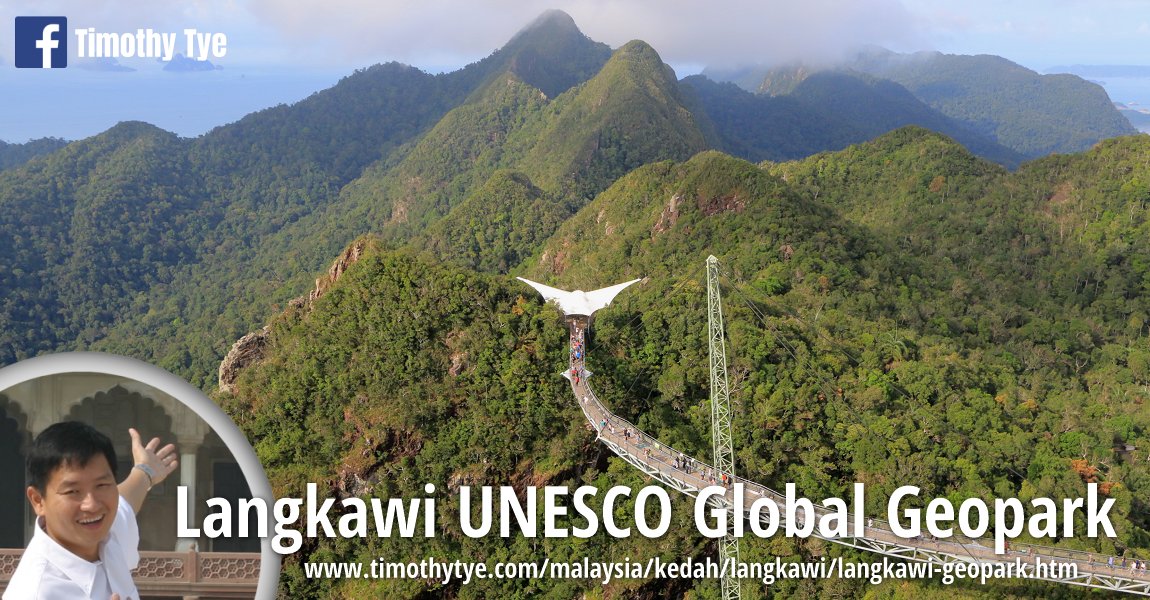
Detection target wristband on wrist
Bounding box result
[134,463,156,489]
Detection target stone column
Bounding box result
[175,450,198,551]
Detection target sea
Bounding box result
[0,64,349,143]
[1097,77,1150,132]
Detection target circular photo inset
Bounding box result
[0,352,279,600]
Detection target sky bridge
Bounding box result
[520,274,1150,597]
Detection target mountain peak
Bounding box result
[486,10,610,98]
[513,36,708,198]
[598,40,680,91]
[75,121,177,151]
[516,9,580,36]
[616,39,663,61]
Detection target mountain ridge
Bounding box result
[218,130,1150,596]
[706,48,1138,158]
[3,10,1143,385]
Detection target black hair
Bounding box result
[26,421,117,492]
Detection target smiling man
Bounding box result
[3,422,179,600]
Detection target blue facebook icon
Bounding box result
[15,17,68,68]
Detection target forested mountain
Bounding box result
[0,122,205,361]
[708,48,1138,158]
[83,31,709,385]
[12,10,614,385]
[220,132,1150,597]
[683,71,1024,166]
[2,12,1149,597]
[4,12,1138,384]
[416,170,566,273]
[0,58,469,373]
[491,8,614,98]
[336,38,708,243]
[0,137,69,171]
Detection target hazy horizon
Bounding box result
[1,2,1147,143]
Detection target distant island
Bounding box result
[1116,102,1150,132]
[1046,64,1150,77]
[162,53,222,72]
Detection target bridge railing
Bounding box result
[569,354,1150,585]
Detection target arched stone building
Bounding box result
[0,373,258,553]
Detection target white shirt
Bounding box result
[3,496,141,600]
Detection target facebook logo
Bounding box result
[15,17,68,68]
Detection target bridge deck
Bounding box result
[565,318,1150,595]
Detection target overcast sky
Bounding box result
[0,0,1147,141]
[2,0,1147,71]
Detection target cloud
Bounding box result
[3,0,1137,71]
[0,0,254,65]
[575,0,925,67]
[242,0,926,69]
[0,0,232,32]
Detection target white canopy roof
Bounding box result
[516,277,641,316]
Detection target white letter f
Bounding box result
[37,24,60,68]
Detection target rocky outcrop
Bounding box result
[652,193,681,234]
[219,238,371,392]
[698,191,746,216]
[309,237,369,304]
[217,326,269,394]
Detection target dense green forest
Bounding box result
[1,9,1148,599]
[1,12,1131,390]
[0,137,69,171]
[214,132,1150,598]
[0,11,613,384]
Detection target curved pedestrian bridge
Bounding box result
[560,317,1150,596]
